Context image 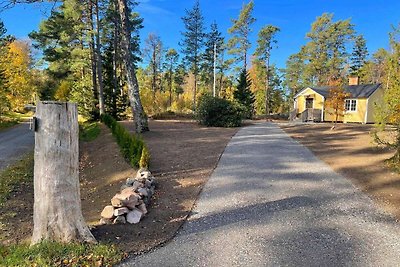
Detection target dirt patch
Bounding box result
[0,120,238,254]
[280,123,400,219]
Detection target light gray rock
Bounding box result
[137,187,149,197]
[114,207,129,216]
[126,208,143,224]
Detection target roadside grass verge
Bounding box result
[0,120,18,130]
[0,241,126,267]
[0,153,33,206]
[0,111,33,130]
[79,122,101,142]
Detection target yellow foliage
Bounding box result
[54,80,72,101]
[2,41,35,111]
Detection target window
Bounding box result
[345,99,357,112]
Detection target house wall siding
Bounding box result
[295,88,324,113]
[366,87,384,123]
[343,98,367,123]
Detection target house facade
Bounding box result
[291,78,383,124]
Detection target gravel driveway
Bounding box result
[0,123,34,170]
[121,122,400,267]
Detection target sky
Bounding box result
[1,0,400,69]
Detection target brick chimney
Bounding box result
[349,76,359,86]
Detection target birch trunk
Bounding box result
[117,0,149,133]
[31,101,96,245]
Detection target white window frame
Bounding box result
[345,99,357,113]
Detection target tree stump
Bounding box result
[31,101,96,245]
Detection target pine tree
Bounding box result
[227,0,256,71]
[180,0,205,110]
[254,24,280,115]
[350,35,368,76]
[234,69,255,118]
[164,48,179,107]
[143,33,164,97]
[200,21,224,92]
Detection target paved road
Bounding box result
[121,123,400,267]
[0,123,34,170]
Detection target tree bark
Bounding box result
[88,1,98,115]
[265,59,270,115]
[117,0,149,133]
[31,101,96,245]
[95,0,105,115]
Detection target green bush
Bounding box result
[139,145,151,168]
[196,95,242,127]
[101,114,148,168]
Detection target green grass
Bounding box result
[79,122,101,142]
[0,241,126,267]
[0,111,33,131]
[0,153,34,206]
[0,120,18,130]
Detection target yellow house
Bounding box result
[291,80,383,124]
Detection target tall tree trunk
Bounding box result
[244,51,247,71]
[117,0,148,132]
[169,66,173,107]
[31,101,96,245]
[152,49,156,98]
[265,59,270,115]
[95,0,105,115]
[193,72,197,111]
[89,1,98,115]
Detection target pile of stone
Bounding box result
[99,168,156,225]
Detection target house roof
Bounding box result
[308,84,382,98]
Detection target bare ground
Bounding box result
[0,120,238,254]
[279,122,400,220]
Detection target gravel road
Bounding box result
[121,122,400,267]
[0,123,34,170]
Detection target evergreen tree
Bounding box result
[143,33,164,97]
[164,48,179,107]
[227,0,256,71]
[301,13,354,85]
[234,69,255,118]
[200,21,224,92]
[284,49,309,100]
[350,35,368,76]
[254,24,280,115]
[180,0,205,110]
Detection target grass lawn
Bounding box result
[0,241,125,267]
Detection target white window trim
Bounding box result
[345,99,357,113]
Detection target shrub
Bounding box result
[101,114,149,168]
[139,145,151,168]
[196,95,242,127]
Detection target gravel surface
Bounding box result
[120,122,400,267]
[0,123,34,170]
